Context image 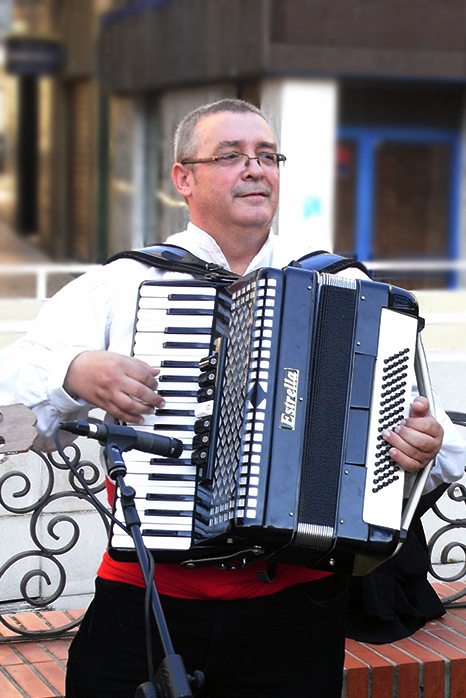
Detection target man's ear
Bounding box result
[172,162,193,200]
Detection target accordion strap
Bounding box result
[104,244,240,284]
[105,244,369,281]
[292,250,371,277]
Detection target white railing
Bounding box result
[0,263,100,301]
[0,259,465,340]
[365,259,466,273]
[0,258,465,301]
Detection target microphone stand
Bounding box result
[104,440,204,698]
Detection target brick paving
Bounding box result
[0,609,82,698]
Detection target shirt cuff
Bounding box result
[47,347,91,412]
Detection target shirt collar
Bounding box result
[167,223,278,274]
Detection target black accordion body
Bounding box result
[108,266,422,574]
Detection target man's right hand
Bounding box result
[63,350,165,424]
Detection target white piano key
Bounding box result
[130,424,194,439]
[113,502,193,529]
[157,381,200,393]
[136,411,194,424]
[134,499,194,511]
[122,480,196,497]
[135,322,213,335]
[119,460,196,477]
[136,311,214,327]
[138,298,215,312]
[133,356,207,369]
[139,284,216,297]
[144,417,195,429]
[158,395,199,406]
[134,329,211,341]
[132,355,205,368]
[158,366,203,376]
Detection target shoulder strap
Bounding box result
[105,244,370,281]
[104,244,239,284]
[290,250,371,277]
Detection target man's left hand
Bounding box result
[382,396,444,473]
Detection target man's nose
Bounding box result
[243,156,264,174]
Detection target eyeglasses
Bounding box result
[180,151,287,169]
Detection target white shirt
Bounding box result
[0,223,464,492]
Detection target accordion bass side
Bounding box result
[108,267,430,575]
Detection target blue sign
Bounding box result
[303,196,322,219]
[5,35,65,75]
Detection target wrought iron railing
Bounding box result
[0,263,100,301]
[426,411,466,607]
[0,439,109,641]
[0,414,464,639]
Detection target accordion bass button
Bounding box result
[197,386,215,402]
[194,416,211,433]
[199,354,218,371]
[191,449,208,466]
[199,370,217,386]
[193,433,210,449]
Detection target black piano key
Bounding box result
[163,342,210,350]
[158,389,199,398]
[168,309,214,316]
[161,360,201,368]
[144,509,193,517]
[155,409,195,417]
[167,294,215,302]
[159,375,199,383]
[149,458,193,466]
[152,424,193,431]
[142,529,192,537]
[145,493,194,501]
[164,327,211,335]
[148,473,196,482]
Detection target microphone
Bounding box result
[59,421,183,458]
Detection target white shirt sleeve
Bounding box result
[414,388,466,493]
[0,269,114,451]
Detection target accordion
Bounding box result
[108,266,428,575]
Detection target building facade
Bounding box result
[96,0,466,289]
[3,0,466,289]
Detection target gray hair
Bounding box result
[174,99,272,163]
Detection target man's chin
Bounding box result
[235,201,275,222]
[234,215,274,232]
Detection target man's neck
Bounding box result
[203,225,270,275]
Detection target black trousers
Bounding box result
[66,574,348,698]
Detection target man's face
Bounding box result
[177,111,280,238]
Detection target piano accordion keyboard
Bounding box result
[110,281,217,553]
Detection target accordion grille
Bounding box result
[209,280,256,522]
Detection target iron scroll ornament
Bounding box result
[426,411,466,608]
[0,442,109,640]
[0,414,464,638]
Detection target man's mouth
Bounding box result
[236,190,269,198]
